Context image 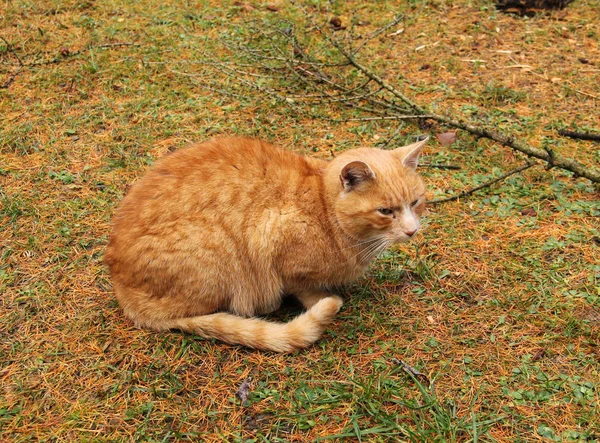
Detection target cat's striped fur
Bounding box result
[105,136,427,352]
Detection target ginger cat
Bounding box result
[105,136,427,352]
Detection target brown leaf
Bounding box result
[330,16,343,29]
[436,131,457,147]
[265,3,279,11]
[236,377,252,406]
[520,208,537,217]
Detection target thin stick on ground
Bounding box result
[24,42,139,67]
[429,161,538,204]
[313,25,600,183]
[557,129,600,142]
[332,115,433,122]
[350,14,404,55]
[0,35,24,89]
[0,41,139,88]
[268,7,600,184]
[421,163,462,170]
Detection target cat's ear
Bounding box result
[340,161,375,191]
[394,137,428,169]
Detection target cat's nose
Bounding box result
[404,229,417,237]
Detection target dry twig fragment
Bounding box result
[392,358,430,386]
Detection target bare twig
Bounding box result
[424,114,599,182]
[332,115,432,122]
[0,41,138,88]
[198,12,600,183]
[421,163,462,170]
[0,36,24,89]
[0,65,23,89]
[340,54,597,181]
[294,14,600,183]
[558,129,600,142]
[351,15,404,55]
[430,161,538,204]
[391,358,430,386]
[23,42,139,67]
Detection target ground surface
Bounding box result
[1,0,599,441]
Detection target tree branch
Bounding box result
[301,16,600,183]
[558,129,600,142]
[429,161,538,204]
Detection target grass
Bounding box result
[1,0,599,441]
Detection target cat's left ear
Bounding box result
[393,137,428,170]
[340,161,375,191]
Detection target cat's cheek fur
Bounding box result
[414,201,427,216]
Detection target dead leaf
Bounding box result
[392,358,430,386]
[329,16,345,30]
[265,4,279,12]
[520,208,537,217]
[436,131,457,147]
[236,377,252,406]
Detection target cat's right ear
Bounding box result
[340,161,375,191]
[393,137,428,170]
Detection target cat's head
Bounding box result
[326,138,427,245]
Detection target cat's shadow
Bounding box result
[261,295,306,322]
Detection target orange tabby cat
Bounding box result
[105,136,427,352]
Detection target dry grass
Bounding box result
[1,0,599,441]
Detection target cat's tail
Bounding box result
[162,297,343,353]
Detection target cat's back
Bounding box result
[110,137,324,233]
[143,136,316,187]
[150,136,289,181]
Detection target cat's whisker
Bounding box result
[354,237,388,267]
[356,245,381,268]
[341,236,383,252]
[363,239,393,267]
[347,236,386,263]
[349,243,376,266]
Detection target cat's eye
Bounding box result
[377,208,394,216]
[411,199,420,207]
